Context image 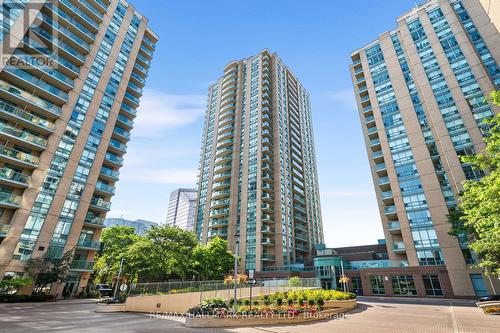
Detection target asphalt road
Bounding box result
[0,296,497,333]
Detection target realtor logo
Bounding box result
[1,0,59,70]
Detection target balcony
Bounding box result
[76,239,101,250]
[90,197,111,211]
[113,127,131,141]
[296,244,309,252]
[363,105,373,114]
[261,225,273,234]
[116,114,134,129]
[130,71,146,86]
[0,192,22,209]
[261,237,275,246]
[348,259,408,270]
[0,224,11,238]
[375,163,387,174]
[95,182,115,195]
[0,122,47,150]
[381,190,394,202]
[124,92,140,108]
[261,254,276,261]
[109,139,127,153]
[83,216,105,228]
[367,126,378,136]
[0,79,61,117]
[0,167,30,187]
[365,115,375,125]
[69,260,94,272]
[392,242,406,254]
[370,138,381,149]
[0,145,39,168]
[0,99,55,133]
[388,221,401,234]
[385,205,397,217]
[100,167,119,181]
[104,152,123,167]
[372,150,384,161]
[208,230,228,238]
[120,103,137,117]
[59,0,99,31]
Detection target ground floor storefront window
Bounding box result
[369,275,385,295]
[391,275,417,296]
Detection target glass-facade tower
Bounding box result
[195,50,323,272]
[351,0,499,297]
[0,0,157,295]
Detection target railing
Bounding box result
[0,122,47,147]
[385,206,397,214]
[0,79,61,115]
[70,260,94,271]
[0,99,55,131]
[129,278,319,297]
[0,167,30,184]
[0,224,11,236]
[393,242,406,251]
[388,221,401,230]
[348,260,408,270]
[84,216,105,226]
[90,197,111,210]
[77,239,101,249]
[0,145,39,165]
[0,192,22,206]
[261,266,315,272]
[95,182,115,194]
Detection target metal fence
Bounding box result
[129,277,319,298]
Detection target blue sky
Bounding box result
[109,0,418,247]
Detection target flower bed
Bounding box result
[185,290,357,328]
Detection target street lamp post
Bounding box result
[113,256,124,300]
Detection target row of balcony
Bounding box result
[0,99,55,133]
[0,121,47,149]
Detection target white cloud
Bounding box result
[330,89,357,111]
[121,168,198,184]
[133,89,206,138]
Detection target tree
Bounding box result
[25,250,73,295]
[450,91,500,276]
[0,277,32,295]
[126,226,199,281]
[94,226,140,283]
[192,237,234,280]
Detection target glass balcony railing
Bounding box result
[38,12,90,51]
[365,115,375,123]
[94,0,108,12]
[0,145,39,166]
[385,206,397,215]
[0,192,22,207]
[113,127,131,140]
[381,191,393,199]
[370,138,380,146]
[0,79,61,115]
[378,176,390,185]
[70,260,94,271]
[84,216,105,226]
[131,72,146,84]
[375,163,386,171]
[136,53,151,66]
[100,167,119,180]
[59,0,99,30]
[392,242,406,251]
[77,239,101,250]
[50,4,94,40]
[12,53,74,87]
[0,122,47,147]
[90,197,111,210]
[23,37,80,74]
[127,82,143,95]
[117,114,134,127]
[348,259,408,270]
[120,103,137,116]
[367,126,377,134]
[363,105,373,113]
[388,222,401,230]
[104,152,123,165]
[0,100,55,131]
[133,63,148,76]
[373,150,383,159]
[0,167,30,185]
[140,44,154,58]
[262,254,276,261]
[95,182,115,194]
[0,224,11,237]
[143,36,156,49]
[109,139,127,152]
[79,0,104,19]
[4,68,68,101]
[31,26,85,62]
[124,92,140,105]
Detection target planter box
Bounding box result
[185,300,357,328]
[323,299,357,310]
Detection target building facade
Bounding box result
[194,50,323,272]
[350,0,499,297]
[0,0,157,295]
[104,218,158,236]
[165,188,197,231]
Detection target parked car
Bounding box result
[478,295,500,302]
[96,284,113,297]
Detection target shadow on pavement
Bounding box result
[357,296,477,308]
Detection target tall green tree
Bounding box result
[450,91,500,276]
[94,226,140,283]
[192,237,234,281]
[25,249,73,295]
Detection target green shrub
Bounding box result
[316,298,324,306]
[253,300,259,306]
[287,298,294,306]
[276,298,283,306]
[308,299,316,305]
[244,299,251,306]
[288,276,301,287]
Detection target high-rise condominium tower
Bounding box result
[195,50,323,272]
[350,0,499,297]
[0,0,156,295]
[166,188,197,231]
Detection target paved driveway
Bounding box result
[0,297,497,332]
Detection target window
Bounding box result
[422,275,443,296]
[370,275,385,295]
[391,275,417,296]
[351,276,363,295]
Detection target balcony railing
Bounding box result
[388,221,401,230]
[77,239,101,250]
[0,167,30,185]
[0,99,55,131]
[0,122,47,147]
[100,167,119,180]
[84,216,105,226]
[392,242,406,251]
[95,182,115,194]
[104,153,123,166]
[381,191,393,199]
[0,192,22,207]
[385,206,397,215]
[0,79,61,116]
[0,145,39,166]
[90,197,111,210]
[70,260,95,271]
[0,224,11,237]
